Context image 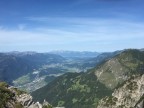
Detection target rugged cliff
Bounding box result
[97,74,144,108]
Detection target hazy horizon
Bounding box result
[0,48,143,53]
[0,0,144,52]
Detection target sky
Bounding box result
[0,0,144,52]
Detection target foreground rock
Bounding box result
[0,82,52,108]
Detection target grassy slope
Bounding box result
[94,49,144,89]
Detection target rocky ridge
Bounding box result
[97,74,144,108]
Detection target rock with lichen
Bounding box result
[97,74,144,108]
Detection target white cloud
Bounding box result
[0,17,144,52]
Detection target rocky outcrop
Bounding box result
[15,93,52,108]
[0,82,52,108]
[16,93,42,108]
[97,74,144,108]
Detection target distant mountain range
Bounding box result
[0,51,119,92]
[0,52,64,83]
[31,49,144,108]
[49,51,100,58]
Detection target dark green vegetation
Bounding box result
[32,72,112,108]
[117,49,144,74]
[42,105,52,108]
[32,49,144,108]
[0,82,24,108]
[0,82,13,107]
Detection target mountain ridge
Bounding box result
[31,49,144,108]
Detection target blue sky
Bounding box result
[0,0,144,52]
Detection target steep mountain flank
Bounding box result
[94,49,144,89]
[97,74,144,108]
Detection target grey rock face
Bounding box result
[97,74,144,108]
[16,93,53,108]
[136,99,144,108]
[16,93,43,108]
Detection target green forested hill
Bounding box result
[32,72,112,108]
